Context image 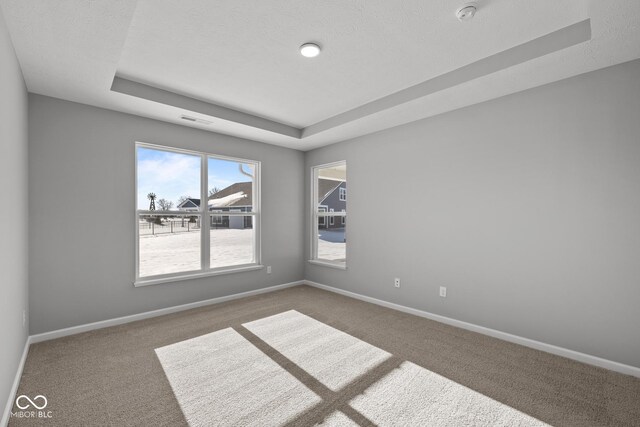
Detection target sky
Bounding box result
[137,146,252,210]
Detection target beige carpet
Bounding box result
[9,285,640,426]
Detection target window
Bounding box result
[210,210,223,225]
[311,161,346,268]
[318,206,327,226]
[136,143,260,285]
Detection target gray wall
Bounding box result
[29,95,305,334]
[305,59,640,368]
[0,5,28,417]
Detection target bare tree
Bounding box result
[157,198,173,211]
[209,187,221,197]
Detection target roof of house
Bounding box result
[318,179,344,203]
[208,182,252,207]
[177,197,200,208]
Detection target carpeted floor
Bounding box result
[9,285,640,426]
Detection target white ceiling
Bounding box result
[1,0,639,151]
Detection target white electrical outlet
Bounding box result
[267,266,272,274]
[394,278,401,288]
[439,286,447,298]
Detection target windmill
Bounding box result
[147,193,156,210]
[147,193,161,225]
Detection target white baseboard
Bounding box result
[30,280,304,344]
[304,280,640,378]
[2,336,31,427]
[4,280,303,425]
[8,276,637,427]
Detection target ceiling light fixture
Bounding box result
[456,3,478,21]
[300,43,321,58]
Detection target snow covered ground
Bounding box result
[139,228,253,277]
[317,229,346,261]
[139,227,346,277]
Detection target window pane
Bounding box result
[210,215,254,269]
[316,164,346,212]
[137,147,201,212]
[317,216,346,262]
[138,214,201,277]
[208,157,254,213]
[314,162,346,264]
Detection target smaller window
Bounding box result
[339,187,347,201]
[311,161,346,268]
[318,206,327,226]
[211,210,223,225]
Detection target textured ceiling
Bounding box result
[116,0,586,128]
[1,0,639,150]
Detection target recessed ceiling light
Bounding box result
[300,43,321,58]
[456,3,478,21]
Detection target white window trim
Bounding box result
[308,259,347,270]
[134,142,261,286]
[329,209,335,226]
[310,161,347,268]
[339,187,347,201]
[134,264,264,287]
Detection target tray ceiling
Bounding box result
[1,0,639,150]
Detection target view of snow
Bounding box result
[139,228,254,277]
[208,191,247,208]
[317,229,346,261]
[139,225,345,277]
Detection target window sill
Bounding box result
[308,259,347,270]
[134,264,264,287]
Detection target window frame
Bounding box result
[318,206,327,226]
[309,161,347,270]
[134,142,262,286]
[339,187,347,201]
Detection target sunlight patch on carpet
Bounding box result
[243,310,391,391]
[349,361,550,426]
[157,312,549,426]
[155,327,320,427]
